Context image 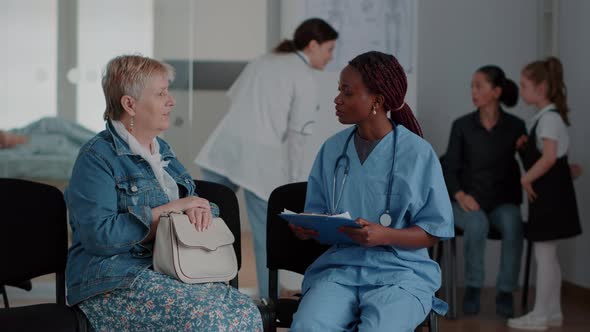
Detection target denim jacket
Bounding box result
[65,121,219,305]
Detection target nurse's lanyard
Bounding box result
[332,120,398,227]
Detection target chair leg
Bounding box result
[442,240,451,315]
[1,285,9,308]
[443,238,457,319]
[522,239,533,311]
[435,241,443,263]
[451,238,457,318]
[56,273,66,305]
[429,310,438,332]
[268,269,279,332]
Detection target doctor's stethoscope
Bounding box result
[331,119,398,227]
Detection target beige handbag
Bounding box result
[153,212,238,283]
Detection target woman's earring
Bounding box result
[129,116,134,133]
[372,105,377,115]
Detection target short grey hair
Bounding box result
[102,54,175,120]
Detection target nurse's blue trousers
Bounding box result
[291,280,427,332]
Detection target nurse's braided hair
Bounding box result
[349,51,423,137]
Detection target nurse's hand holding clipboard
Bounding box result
[339,218,389,247]
[341,219,439,249]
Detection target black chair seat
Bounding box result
[0,304,88,332]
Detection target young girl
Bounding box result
[289,51,454,331]
[508,57,582,330]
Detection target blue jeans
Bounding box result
[452,202,523,292]
[201,169,269,298]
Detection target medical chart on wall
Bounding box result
[306,0,415,73]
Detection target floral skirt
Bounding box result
[78,269,262,332]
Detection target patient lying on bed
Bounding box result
[0,130,28,149]
[0,117,95,180]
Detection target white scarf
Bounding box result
[111,121,179,202]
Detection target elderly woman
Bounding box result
[65,55,262,331]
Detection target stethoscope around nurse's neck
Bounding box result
[295,51,310,66]
[331,119,398,227]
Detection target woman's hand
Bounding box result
[288,223,318,241]
[515,134,528,150]
[521,176,537,202]
[170,197,213,231]
[185,207,212,231]
[570,163,583,180]
[170,196,211,213]
[455,191,480,212]
[339,218,389,247]
[150,196,212,234]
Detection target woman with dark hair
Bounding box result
[195,18,338,298]
[442,65,526,318]
[289,51,453,331]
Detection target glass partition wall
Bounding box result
[1,0,267,171]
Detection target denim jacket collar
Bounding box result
[105,120,176,160]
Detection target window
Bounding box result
[1,0,57,129]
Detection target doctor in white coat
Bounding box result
[195,18,338,298]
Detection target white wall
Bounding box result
[281,0,419,174]
[557,0,590,289]
[417,0,541,287]
[417,0,540,154]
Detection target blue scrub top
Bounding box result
[303,125,454,314]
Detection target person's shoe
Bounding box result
[462,287,481,315]
[547,312,563,327]
[496,291,514,318]
[508,312,549,330]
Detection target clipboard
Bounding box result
[278,213,361,245]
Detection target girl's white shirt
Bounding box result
[528,103,569,157]
[112,120,179,201]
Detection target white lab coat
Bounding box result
[195,52,319,201]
